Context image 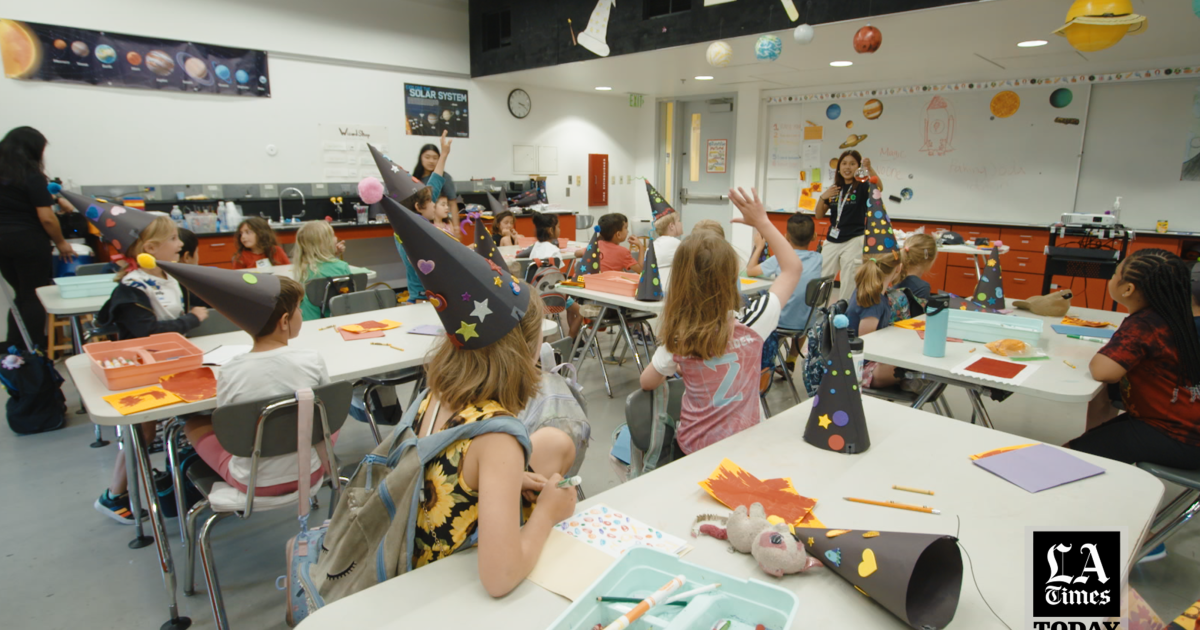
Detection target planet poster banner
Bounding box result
[404,83,470,138]
[0,19,270,98]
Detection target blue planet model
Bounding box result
[258,75,267,85]
[215,64,231,82]
[235,69,250,84]
[826,103,842,120]
[755,34,782,62]
[95,44,116,64]
[900,188,914,200]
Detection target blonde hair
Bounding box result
[692,219,725,239]
[854,252,902,308]
[119,216,178,279]
[659,233,742,360]
[292,221,339,284]
[653,213,680,237]
[426,290,546,414]
[900,233,938,277]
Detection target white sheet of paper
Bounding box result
[526,529,615,601]
[202,345,251,366]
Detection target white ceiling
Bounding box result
[478,0,1200,98]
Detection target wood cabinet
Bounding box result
[588,154,608,207]
[197,235,237,265]
[999,227,1049,253]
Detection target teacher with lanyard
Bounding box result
[815,149,880,303]
[0,126,77,350]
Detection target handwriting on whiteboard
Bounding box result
[769,122,804,169]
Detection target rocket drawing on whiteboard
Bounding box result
[577,0,615,58]
[920,96,956,156]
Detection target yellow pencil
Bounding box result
[845,497,940,515]
[892,485,934,496]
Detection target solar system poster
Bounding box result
[404,83,469,138]
[0,20,269,98]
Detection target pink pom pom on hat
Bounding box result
[358,177,384,204]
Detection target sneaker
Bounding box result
[1138,543,1166,564]
[94,490,148,525]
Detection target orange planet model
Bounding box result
[126,50,142,65]
[0,19,42,79]
[53,38,66,50]
[863,98,883,120]
[990,91,1021,118]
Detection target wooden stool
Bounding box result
[45,314,73,360]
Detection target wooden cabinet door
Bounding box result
[588,154,608,207]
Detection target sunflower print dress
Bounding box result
[413,398,534,569]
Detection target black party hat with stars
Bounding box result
[636,236,664,301]
[803,314,870,454]
[473,212,508,271]
[970,247,1005,309]
[645,180,676,221]
[574,225,603,282]
[134,253,281,336]
[367,143,429,211]
[381,196,530,349]
[861,182,899,260]
[62,191,157,256]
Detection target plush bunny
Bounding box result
[693,503,820,578]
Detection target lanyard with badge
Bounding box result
[829,184,854,240]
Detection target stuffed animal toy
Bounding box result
[692,503,822,578]
[1013,289,1073,317]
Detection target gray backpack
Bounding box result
[284,391,531,626]
[519,355,591,479]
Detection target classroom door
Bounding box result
[675,99,734,236]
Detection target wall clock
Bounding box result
[508,88,531,119]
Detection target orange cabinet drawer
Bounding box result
[197,236,236,265]
[1004,272,1044,300]
[999,227,1049,252]
[953,225,1002,244]
[920,255,949,293]
[1052,276,1110,311]
[945,253,978,270]
[1000,251,1046,276]
[944,267,979,298]
[1127,237,1181,256]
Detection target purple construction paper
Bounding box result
[407,325,445,336]
[972,444,1105,493]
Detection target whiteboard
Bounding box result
[1075,79,1200,232]
[763,86,1091,224]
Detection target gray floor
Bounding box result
[1,336,1197,629]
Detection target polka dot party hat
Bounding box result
[472,207,508,271]
[636,235,663,302]
[971,247,1005,309]
[134,253,282,336]
[645,180,676,221]
[861,182,899,259]
[61,191,157,255]
[574,225,602,282]
[803,314,870,454]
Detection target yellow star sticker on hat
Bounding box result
[988,259,997,267]
[818,414,832,429]
[456,321,478,342]
[493,276,503,287]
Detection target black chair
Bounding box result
[180,382,351,630]
[304,273,368,318]
[623,379,685,479]
[329,286,395,317]
[186,311,241,338]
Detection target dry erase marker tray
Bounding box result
[545,548,798,630]
[583,271,641,298]
[84,333,204,391]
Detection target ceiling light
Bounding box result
[595,86,612,91]
[1017,40,1048,48]
[695,75,714,80]
[829,61,853,67]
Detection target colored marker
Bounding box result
[557,475,583,488]
[1067,335,1106,343]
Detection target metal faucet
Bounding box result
[279,187,306,221]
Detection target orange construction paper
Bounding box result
[969,443,1037,461]
[159,367,217,403]
[1062,316,1114,328]
[699,458,818,526]
[339,329,385,341]
[102,386,183,415]
[340,319,401,334]
[894,318,925,331]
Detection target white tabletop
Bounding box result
[938,244,1009,257]
[247,264,378,281]
[557,277,774,315]
[863,306,1125,403]
[298,396,1161,630]
[35,265,378,317]
[498,241,587,263]
[65,303,558,426]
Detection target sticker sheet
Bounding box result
[554,504,690,559]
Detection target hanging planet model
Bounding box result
[755,34,782,62]
[706,41,733,67]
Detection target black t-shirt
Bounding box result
[826,180,869,243]
[0,172,52,233]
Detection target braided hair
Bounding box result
[1119,248,1200,392]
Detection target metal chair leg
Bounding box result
[358,381,383,446]
[1138,491,1200,560]
[616,310,645,371]
[591,334,613,397]
[183,499,209,595]
[198,511,235,630]
[761,395,772,417]
[163,419,189,543]
[775,340,802,405]
[966,389,995,429]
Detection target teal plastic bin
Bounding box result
[53,273,117,299]
[545,548,798,630]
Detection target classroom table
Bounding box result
[497,241,587,263]
[298,396,1162,630]
[899,240,1009,279]
[63,302,558,630]
[862,305,1125,427]
[246,264,378,281]
[557,278,775,395]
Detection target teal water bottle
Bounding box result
[923,294,949,358]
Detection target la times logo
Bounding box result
[1032,530,1121,624]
